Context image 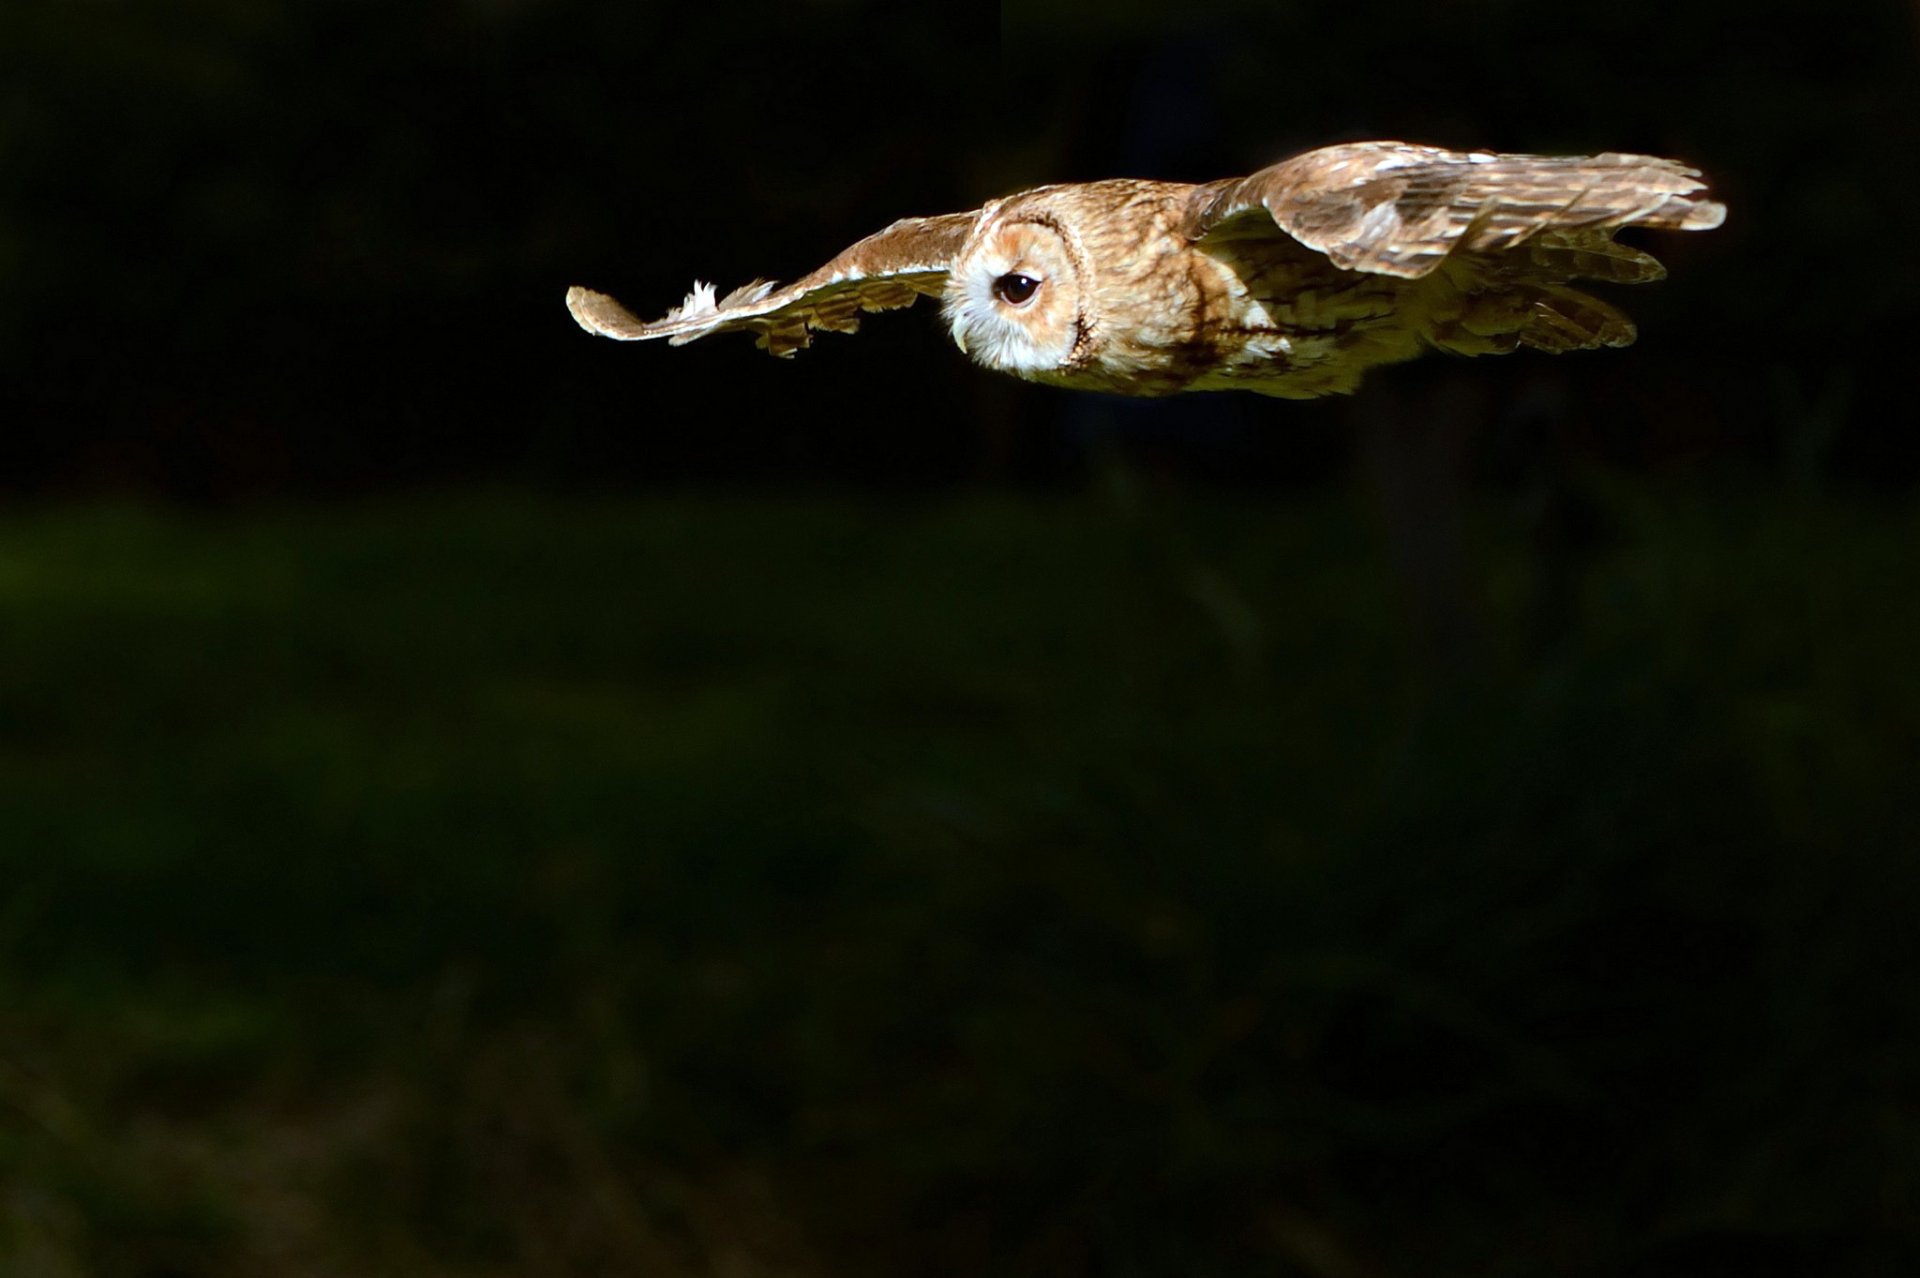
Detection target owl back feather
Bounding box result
[1191,142,1725,279]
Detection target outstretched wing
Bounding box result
[1188,141,1725,279]
[566,210,980,357]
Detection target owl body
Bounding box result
[567,141,1723,399]
[947,179,1487,399]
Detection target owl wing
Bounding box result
[566,210,979,357]
[1188,141,1725,279]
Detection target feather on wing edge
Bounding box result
[565,210,979,356]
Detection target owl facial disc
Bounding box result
[942,216,1083,377]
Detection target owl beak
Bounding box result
[953,329,969,357]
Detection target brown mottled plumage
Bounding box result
[567,141,1723,398]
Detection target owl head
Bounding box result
[941,206,1092,377]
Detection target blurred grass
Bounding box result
[0,482,1915,1277]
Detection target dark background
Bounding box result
[6,0,1916,496]
[1,2,1916,1275]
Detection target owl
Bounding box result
[566,141,1723,399]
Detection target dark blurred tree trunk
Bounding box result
[1500,374,1615,657]
[1354,374,1489,679]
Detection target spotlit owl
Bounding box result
[566,141,1723,399]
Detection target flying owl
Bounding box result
[566,141,1723,399]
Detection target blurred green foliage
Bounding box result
[1,483,1914,1275]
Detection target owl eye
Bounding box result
[992,273,1041,306]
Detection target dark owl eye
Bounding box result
[993,272,1041,305]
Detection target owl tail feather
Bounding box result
[1526,231,1669,284]
[1431,279,1638,357]
[1517,284,1638,352]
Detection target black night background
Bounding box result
[1,2,1916,1274]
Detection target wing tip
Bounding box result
[566,285,653,340]
[1680,198,1727,231]
[568,276,798,346]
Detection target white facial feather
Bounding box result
[943,268,1052,373]
[667,280,720,320]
